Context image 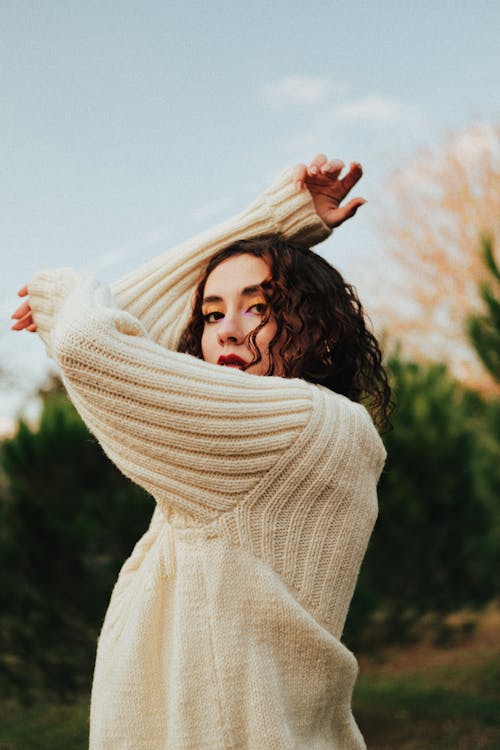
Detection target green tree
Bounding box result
[467,236,500,383]
[344,356,499,648]
[0,387,154,699]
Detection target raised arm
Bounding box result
[109,167,329,351]
[11,157,364,342]
[110,157,364,351]
[26,269,315,525]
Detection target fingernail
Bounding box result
[310,166,318,175]
[295,180,303,191]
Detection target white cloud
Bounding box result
[335,94,425,127]
[261,75,347,109]
[279,93,430,170]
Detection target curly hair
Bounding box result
[178,234,393,431]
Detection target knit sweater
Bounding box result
[28,168,386,750]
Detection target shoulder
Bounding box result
[314,384,387,477]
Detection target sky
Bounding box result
[1,0,500,429]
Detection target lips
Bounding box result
[217,354,248,368]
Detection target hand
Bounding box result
[293,153,366,229]
[11,285,37,332]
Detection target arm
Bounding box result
[109,156,365,351]
[11,156,364,340]
[109,166,332,351]
[26,270,314,524]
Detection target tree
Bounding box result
[0,387,154,699]
[344,355,499,649]
[373,123,500,396]
[467,236,500,382]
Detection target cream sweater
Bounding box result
[28,168,386,750]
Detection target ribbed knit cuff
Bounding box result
[28,268,81,354]
[262,167,332,247]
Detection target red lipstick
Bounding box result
[217,354,248,368]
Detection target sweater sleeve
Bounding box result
[28,270,314,525]
[110,167,331,350]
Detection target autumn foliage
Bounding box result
[375,123,500,396]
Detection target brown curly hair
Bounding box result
[178,234,393,431]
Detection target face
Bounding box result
[201,253,282,376]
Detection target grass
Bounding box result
[354,660,500,749]
[1,607,499,749]
[0,699,88,750]
[354,604,500,749]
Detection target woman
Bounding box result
[12,155,390,749]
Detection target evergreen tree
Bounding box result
[0,387,154,699]
[344,356,499,648]
[467,236,500,382]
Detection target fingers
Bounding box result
[307,154,328,176]
[17,285,28,297]
[322,159,346,182]
[294,155,364,195]
[294,156,344,189]
[308,154,350,180]
[293,163,308,190]
[344,197,367,215]
[339,162,363,196]
[11,301,31,320]
[331,197,366,228]
[11,297,36,331]
[11,312,34,330]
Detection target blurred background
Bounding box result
[1,2,499,748]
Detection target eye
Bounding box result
[202,311,224,323]
[247,302,268,316]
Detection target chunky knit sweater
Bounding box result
[28,168,386,750]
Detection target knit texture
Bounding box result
[28,168,386,750]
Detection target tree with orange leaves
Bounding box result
[375,123,500,396]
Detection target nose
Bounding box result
[217,312,245,345]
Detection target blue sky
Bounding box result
[1,0,500,427]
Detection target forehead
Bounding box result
[204,254,271,295]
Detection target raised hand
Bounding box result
[11,285,37,332]
[293,153,366,229]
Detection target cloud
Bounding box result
[279,92,429,167]
[261,75,347,109]
[335,94,425,128]
[259,77,429,165]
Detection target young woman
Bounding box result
[12,155,390,749]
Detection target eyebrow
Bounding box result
[202,281,270,306]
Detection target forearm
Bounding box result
[27,270,312,523]
[110,167,331,351]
